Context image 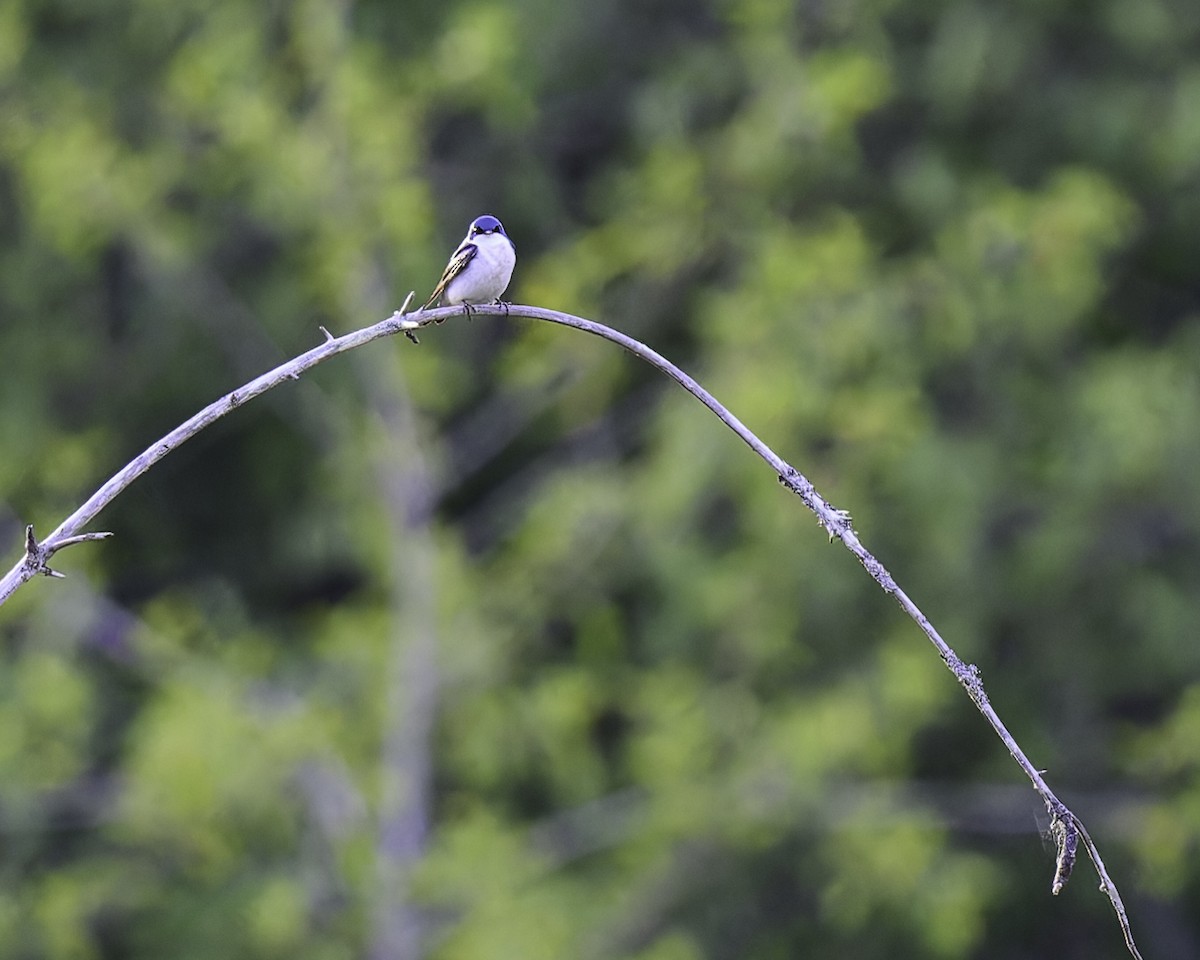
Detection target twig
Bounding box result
[0,303,1142,957]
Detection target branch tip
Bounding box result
[50,531,113,552]
[320,325,335,342]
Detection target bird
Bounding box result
[421,214,516,314]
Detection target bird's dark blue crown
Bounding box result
[471,215,506,235]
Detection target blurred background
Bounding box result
[1,0,1198,956]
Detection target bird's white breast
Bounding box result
[445,233,516,305]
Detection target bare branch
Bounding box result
[0,302,1142,957]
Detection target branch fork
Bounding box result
[21,525,112,580]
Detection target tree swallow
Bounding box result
[422,214,516,312]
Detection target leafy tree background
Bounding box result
[1,0,1199,956]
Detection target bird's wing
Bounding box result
[422,242,478,309]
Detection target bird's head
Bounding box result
[469,215,507,238]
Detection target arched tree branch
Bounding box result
[0,301,1142,958]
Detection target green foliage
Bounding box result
[0,0,1198,956]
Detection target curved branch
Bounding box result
[0,302,1142,957]
[0,292,409,607]
[443,306,1144,958]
